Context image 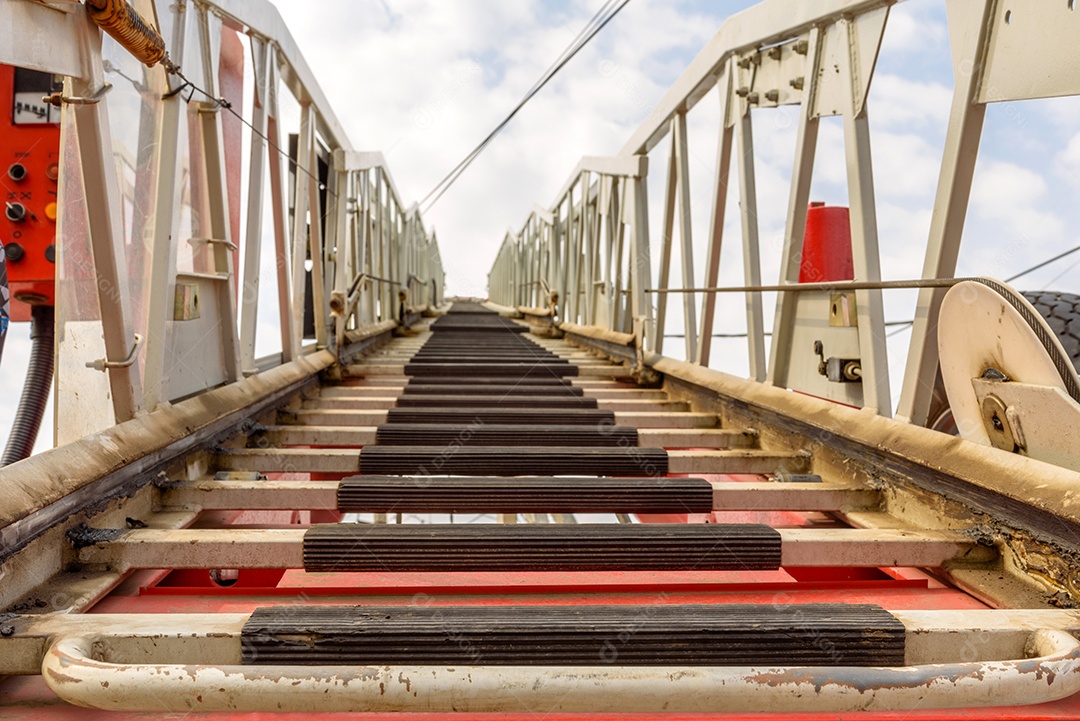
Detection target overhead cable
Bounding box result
[419,0,632,214]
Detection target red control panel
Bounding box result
[1,64,61,321]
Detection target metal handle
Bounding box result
[44,82,114,107]
[85,333,144,372]
[41,629,1080,713]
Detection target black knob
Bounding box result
[45,244,55,263]
[5,243,25,262]
[5,203,27,223]
[7,164,27,182]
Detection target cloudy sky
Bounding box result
[267,0,1080,379]
[4,0,1080,453]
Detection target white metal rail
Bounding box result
[0,0,443,444]
[488,0,1080,422]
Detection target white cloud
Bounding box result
[1061,131,1080,180]
[873,130,943,198]
[882,2,949,57]
[971,160,1049,214]
[962,160,1068,279]
[266,0,731,288]
[869,74,952,130]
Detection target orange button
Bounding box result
[44,202,57,222]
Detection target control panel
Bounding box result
[1,65,61,321]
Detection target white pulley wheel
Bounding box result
[937,280,1080,446]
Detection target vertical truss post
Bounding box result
[897,0,994,425]
[602,177,619,329]
[330,162,350,352]
[391,196,399,316]
[195,8,241,383]
[767,28,822,389]
[373,169,385,321]
[674,110,698,361]
[696,63,734,367]
[612,179,628,334]
[654,127,678,355]
[239,35,270,375]
[70,19,142,422]
[358,171,372,325]
[554,200,567,322]
[529,221,537,309]
[838,16,890,416]
[735,100,766,381]
[265,55,295,361]
[566,182,582,324]
[142,4,188,410]
[290,103,315,351]
[306,122,327,347]
[585,180,600,325]
[630,166,653,352]
[576,173,591,325]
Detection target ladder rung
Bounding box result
[241,603,905,666]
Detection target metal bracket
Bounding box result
[189,237,240,252]
[44,82,113,107]
[814,340,861,383]
[829,292,858,327]
[86,334,144,372]
[980,393,1026,453]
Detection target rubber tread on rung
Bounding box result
[358,445,667,476]
[374,423,638,447]
[385,408,616,425]
[427,323,527,333]
[400,384,584,397]
[394,395,597,409]
[403,376,576,387]
[336,475,714,513]
[303,523,780,571]
[411,357,558,364]
[404,363,579,378]
[241,603,905,666]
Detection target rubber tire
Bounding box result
[926,290,1080,434]
[1021,291,1080,372]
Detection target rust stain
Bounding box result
[43,667,82,686]
[749,657,1080,696]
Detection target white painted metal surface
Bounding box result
[938,280,1080,467]
[489,0,899,411]
[0,0,444,442]
[5,0,1080,715]
[36,629,1080,713]
[489,0,1080,433]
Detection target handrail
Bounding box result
[40,630,1080,713]
[209,0,354,151]
[492,0,1080,424]
[487,0,905,413]
[0,0,444,438]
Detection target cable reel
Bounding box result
[938,279,1080,472]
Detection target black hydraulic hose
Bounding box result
[0,245,8,369]
[2,305,54,466]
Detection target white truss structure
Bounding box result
[0,0,444,443]
[488,0,1080,422]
